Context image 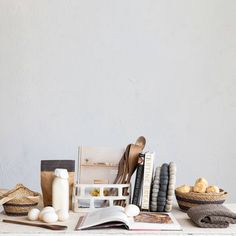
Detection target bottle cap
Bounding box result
[54,168,69,179]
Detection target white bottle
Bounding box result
[52,168,69,212]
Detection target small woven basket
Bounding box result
[1,184,40,216]
[3,200,39,216]
[175,188,228,212]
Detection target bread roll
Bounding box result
[176,185,191,193]
[193,182,207,193]
[206,185,220,193]
[195,177,208,186]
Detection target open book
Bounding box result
[76,206,182,231]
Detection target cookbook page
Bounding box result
[130,212,182,231]
[78,206,130,230]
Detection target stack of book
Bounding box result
[132,152,176,212]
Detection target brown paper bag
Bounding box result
[41,160,75,210]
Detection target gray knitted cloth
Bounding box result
[187,204,236,228]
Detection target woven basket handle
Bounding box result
[0,196,15,205]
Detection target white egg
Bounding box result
[42,206,55,211]
[39,207,55,220]
[124,204,140,217]
[56,209,69,221]
[28,208,40,221]
[42,212,58,223]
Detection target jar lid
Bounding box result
[54,168,69,179]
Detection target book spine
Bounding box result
[141,152,154,210]
[132,155,145,206]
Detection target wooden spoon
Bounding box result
[126,136,146,183]
[114,137,145,184]
[126,144,143,183]
[2,219,67,231]
[120,137,146,206]
[113,137,146,206]
[135,136,146,149]
[114,144,131,184]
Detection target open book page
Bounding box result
[129,212,182,231]
[76,207,182,231]
[78,206,131,230]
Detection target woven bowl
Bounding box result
[3,196,40,216]
[175,188,228,212]
[1,184,40,216]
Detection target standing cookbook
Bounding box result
[75,206,182,231]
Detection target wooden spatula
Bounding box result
[2,219,67,231]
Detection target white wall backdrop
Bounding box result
[0,0,236,201]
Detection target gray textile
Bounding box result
[187,204,236,228]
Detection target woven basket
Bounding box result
[175,188,228,212]
[1,184,40,216]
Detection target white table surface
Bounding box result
[0,204,236,236]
